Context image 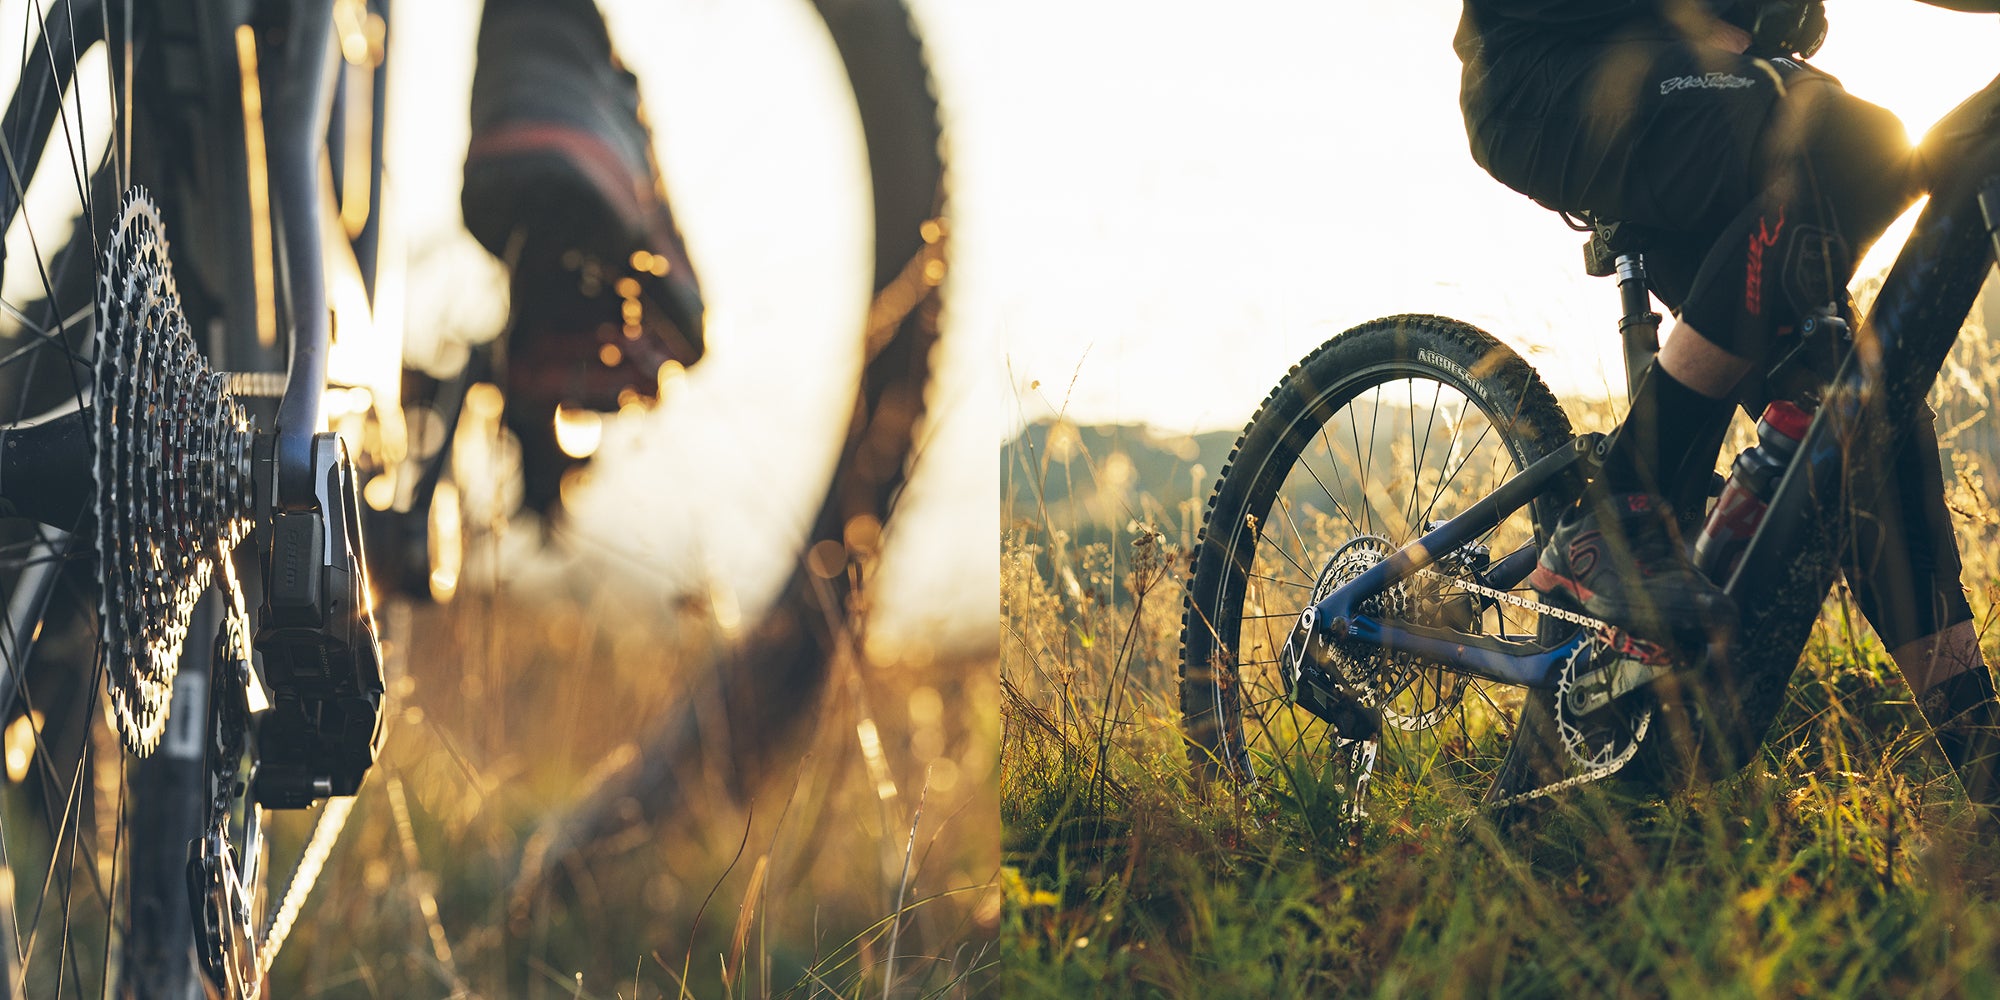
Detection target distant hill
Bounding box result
[1002,422,1242,584]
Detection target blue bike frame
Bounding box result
[1310,434,1599,691]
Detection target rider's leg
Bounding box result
[1903,626,2000,832]
[1896,622,1983,696]
[1656,321,1754,397]
[1587,320,1749,505]
[1537,59,1921,640]
[1603,63,1917,489]
[465,0,705,514]
[1596,345,1736,494]
[1842,408,2000,827]
[1472,40,1806,642]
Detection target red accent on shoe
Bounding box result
[467,122,660,244]
[1528,564,1598,605]
[1604,629,1672,667]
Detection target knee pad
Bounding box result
[1676,189,1852,360]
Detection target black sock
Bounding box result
[1597,363,1734,500]
[1921,666,2000,818]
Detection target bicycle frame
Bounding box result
[263,0,339,508]
[1313,434,1597,690]
[1300,68,2000,696]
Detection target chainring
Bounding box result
[1551,630,1655,776]
[93,188,256,755]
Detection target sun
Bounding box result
[1811,1,2000,144]
[1810,2,2000,281]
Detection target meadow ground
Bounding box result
[264,562,999,998]
[1000,304,2000,997]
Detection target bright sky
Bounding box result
[978,2,2000,436]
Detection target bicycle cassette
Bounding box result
[93,189,257,754]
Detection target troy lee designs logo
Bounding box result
[1659,72,1758,96]
[1745,209,1785,316]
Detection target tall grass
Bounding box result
[1002,295,2000,996]
[265,571,999,998]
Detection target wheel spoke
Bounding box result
[1414,416,1498,536]
[1346,399,1371,536]
[1405,378,1443,532]
[1297,445,1362,539]
[1246,571,1311,591]
[1271,497,1320,582]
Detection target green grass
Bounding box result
[1003,536,2000,997]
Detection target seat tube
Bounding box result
[1615,252,1661,403]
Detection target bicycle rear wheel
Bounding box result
[1180,314,1573,815]
[0,3,276,995]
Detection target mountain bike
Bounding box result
[1179,69,2000,819]
[0,0,945,996]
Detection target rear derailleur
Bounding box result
[190,430,388,995]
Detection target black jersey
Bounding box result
[1454,0,1742,115]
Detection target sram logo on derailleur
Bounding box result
[253,431,387,808]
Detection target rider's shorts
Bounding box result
[1461,29,1972,648]
[1463,30,1785,243]
[1463,31,1917,336]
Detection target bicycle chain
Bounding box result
[1405,566,1653,814]
[1411,566,1607,631]
[94,188,256,755]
